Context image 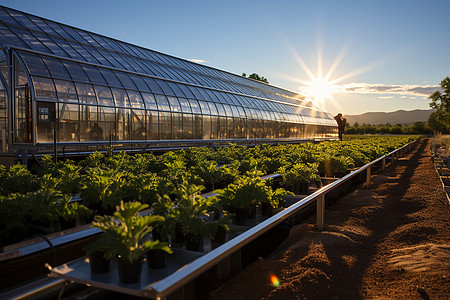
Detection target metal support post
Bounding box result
[365,166,371,188]
[316,194,325,231]
[216,256,231,281]
[229,249,242,276]
[1,128,5,152]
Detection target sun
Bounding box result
[305,76,336,104]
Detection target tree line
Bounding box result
[345,122,431,135]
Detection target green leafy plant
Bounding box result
[92,201,172,263]
[169,181,229,239]
[80,167,126,212]
[278,163,320,191]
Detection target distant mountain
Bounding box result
[344,109,434,126]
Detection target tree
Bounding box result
[428,77,450,133]
[242,72,269,84]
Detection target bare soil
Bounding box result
[209,138,450,300]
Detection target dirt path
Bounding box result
[209,138,450,300]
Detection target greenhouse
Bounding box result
[0,5,337,160]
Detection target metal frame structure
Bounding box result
[0,5,338,159]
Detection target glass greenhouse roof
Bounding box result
[0,5,336,126]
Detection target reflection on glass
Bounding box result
[59,103,79,141]
[55,80,78,103]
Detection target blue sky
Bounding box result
[2,0,449,115]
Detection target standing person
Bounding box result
[334,113,346,141]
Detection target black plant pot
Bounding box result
[234,207,249,222]
[147,249,168,269]
[261,202,274,216]
[116,258,143,284]
[89,251,110,273]
[173,223,185,243]
[212,226,227,243]
[248,205,257,218]
[184,234,203,252]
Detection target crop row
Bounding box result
[0,135,418,248]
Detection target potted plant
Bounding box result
[278,163,320,194]
[92,201,172,283]
[218,169,269,222]
[84,233,113,273]
[170,181,229,251]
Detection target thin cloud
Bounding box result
[332,82,441,97]
[189,58,210,64]
[378,96,395,99]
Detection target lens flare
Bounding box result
[270,275,280,287]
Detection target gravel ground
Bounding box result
[209,138,450,300]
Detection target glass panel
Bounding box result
[58,103,79,141]
[46,21,74,40]
[111,88,130,108]
[42,57,71,80]
[14,27,49,53]
[82,65,107,85]
[75,82,97,105]
[79,105,95,141]
[129,74,150,92]
[115,72,136,90]
[131,109,146,140]
[187,86,203,100]
[54,80,78,103]
[188,99,201,114]
[33,76,57,100]
[141,93,158,110]
[143,77,163,94]
[177,84,195,99]
[127,90,145,109]
[34,32,67,57]
[99,49,124,69]
[19,52,50,77]
[63,61,88,82]
[116,108,131,140]
[0,26,28,48]
[99,68,123,88]
[183,114,193,139]
[167,82,185,97]
[203,115,212,139]
[193,115,202,139]
[14,57,32,143]
[159,111,171,140]
[69,43,98,64]
[198,101,210,114]
[155,94,170,111]
[36,101,55,143]
[167,96,181,112]
[146,110,158,140]
[94,85,114,106]
[207,102,218,115]
[62,25,89,44]
[177,98,191,113]
[0,7,21,26]
[223,104,233,117]
[172,112,182,139]
[156,80,175,96]
[99,106,115,141]
[55,39,84,61]
[215,103,226,116]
